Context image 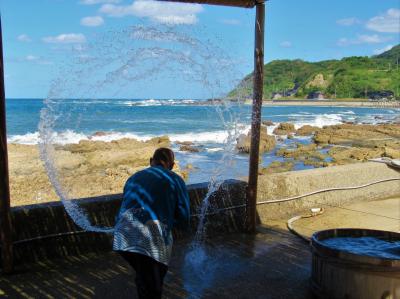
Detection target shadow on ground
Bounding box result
[0,226,313,299]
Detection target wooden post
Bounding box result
[246,1,265,233]
[0,17,14,273]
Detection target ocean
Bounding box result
[6,98,399,183]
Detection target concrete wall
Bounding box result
[10,180,247,265]
[6,162,400,265]
[257,162,400,221]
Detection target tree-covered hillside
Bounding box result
[230,44,400,100]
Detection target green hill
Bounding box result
[230,44,400,100]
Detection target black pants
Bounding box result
[118,251,168,299]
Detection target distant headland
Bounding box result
[230,44,400,102]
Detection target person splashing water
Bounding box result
[113,148,190,299]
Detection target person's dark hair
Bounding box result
[151,148,175,169]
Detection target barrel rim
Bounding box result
[311,228,400,267]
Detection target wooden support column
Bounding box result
[0,17,14,273]
[246,1,265,233]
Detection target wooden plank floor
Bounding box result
[0,226,313,299]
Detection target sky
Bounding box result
[1,0,399,98]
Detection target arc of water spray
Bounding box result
[38,25,247,235]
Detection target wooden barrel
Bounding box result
[310,229,400,299]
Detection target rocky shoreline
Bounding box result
[8,136,188,206]
[236,122,400,175]
[7,122,400,207]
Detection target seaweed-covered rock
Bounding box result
[328,146,384,164]
[7,136,183,206]
[260,161,294,175]
[276,143,327,167]
[296,125,320,136]
[313,124,400,145]
[175,141,194,146]
[262,120,274,126]
[236,127,276,154]
[273,122,296,135]
[146,135,170,147]
[179,145,200,153]
[384,147,400,159]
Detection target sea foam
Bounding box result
[7,128,245,145]
[292,113,343,129]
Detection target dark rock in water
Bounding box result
[276,143,328,167]
[179,145,200,153]
[176,141,194,146]
[236,134,250,153]
[262,120,274,126]
[273,123,296,135]
[287,134,294,139]
[91,131,108,137]
[146,135,170,146]
[185,163,194,170]
[236,127,276,154]
[296,125,320,136]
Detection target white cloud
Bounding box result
[337,17,361,26]
[99,0,203,25]
[18,55,53,65]
[337,38,349,46]
[358,34,390,43]
[337,34,391,46]
[42,33,86,44]
[373,44,394,55]
[80,0,121,5]
[219,19,240,25]
[17,34,32,42]
[366,8,400,33]
[72,44,87,52]
[81,16,104,26]
[25,55,39,61]
[280,41,292,48]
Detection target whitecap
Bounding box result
[293,113,343,129]
[170,131,229,143]
[8,130,156,145]
[117,99,198,107]
[205,147,224,152]
[8,132,40,145]
[338,110,356,115]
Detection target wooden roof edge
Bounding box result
[156,0,265,8]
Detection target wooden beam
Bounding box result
[157,0,257,8]
[0,16,13,273]
[246,2,265,233]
